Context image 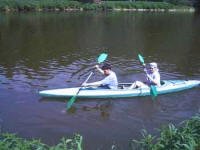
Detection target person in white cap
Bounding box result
[129,62,161,89]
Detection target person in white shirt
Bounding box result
[82,63,118,89]
[129,62,161,89]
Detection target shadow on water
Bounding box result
[39,97,114,117]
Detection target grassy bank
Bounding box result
[0,0,193,12]
[0,115,200,150]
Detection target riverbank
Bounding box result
[0,0,194,12]
[1,115,200,150]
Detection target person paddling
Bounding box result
[129,62,161,89]
[82,63,118,89]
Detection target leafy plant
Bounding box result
[0,132,83,150]
[131,115,200,150]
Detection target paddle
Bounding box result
[67,53,108,110]
[138,54,157,98]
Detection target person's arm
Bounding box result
[82,81,102,87]
[83,74,111,87]
[95,65,104,74]
[142,64,148,74]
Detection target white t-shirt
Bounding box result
[100,71,118,89]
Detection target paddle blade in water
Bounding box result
[67,96,77,110]
[150,85,157,99]
[138,54,144,64]
[98,53,108,64]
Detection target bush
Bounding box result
[82,3,99,10]
[131,115,200,150]
[0,132,83,150]
[101,1,116,10]
[167,0,192,6]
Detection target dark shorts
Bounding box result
[98,84,111,89]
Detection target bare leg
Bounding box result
[129,81,148,89]
[128,82,137,89]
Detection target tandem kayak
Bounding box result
[38,80,200,98]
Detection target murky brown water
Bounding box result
[0,11,200,149]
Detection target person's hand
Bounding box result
[95,65,100,69]
[142,63,146,67]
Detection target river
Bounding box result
[0,11,200,149]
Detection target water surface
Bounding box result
[0,11,200,149]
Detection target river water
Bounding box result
[0,11,200,149]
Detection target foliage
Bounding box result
[0,0,81,11]
[0,0,193,11]
[167,0,193,6]
[82,3,99,10]
[131,115,200,150]
[0,132,83,150]
[100,1,175,9]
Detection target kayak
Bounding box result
[38,80,200,98]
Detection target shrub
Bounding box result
[0,132,83,150]
[131,115,200,150]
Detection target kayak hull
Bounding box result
[38,80,200,98]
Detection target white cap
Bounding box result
[149,62,158,68]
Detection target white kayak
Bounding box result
[38,80,200,98]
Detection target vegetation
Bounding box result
[0,133,83,150]
[0,0,193,12]
[131,115,200,150]
[100,1,190,10]
[0,115,200,150]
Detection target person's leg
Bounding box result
[129,81,148,89]
[129,81,137,89]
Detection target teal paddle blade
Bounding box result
[98,53,108,64]
[150,85,157,99]
[67,95,77,110]
[138,54,144,64]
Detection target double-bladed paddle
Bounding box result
[67,53,108,110]
[138,54,157,98]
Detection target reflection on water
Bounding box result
[0,12,200,149]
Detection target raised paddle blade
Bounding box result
[98,53,108,64]
[138,54,144,64]
[150,85,157,99]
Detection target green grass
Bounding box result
[0,0,193,11]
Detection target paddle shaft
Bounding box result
[83,72,94,85]
[77,72,94,94]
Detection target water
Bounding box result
[0,11,200,149]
